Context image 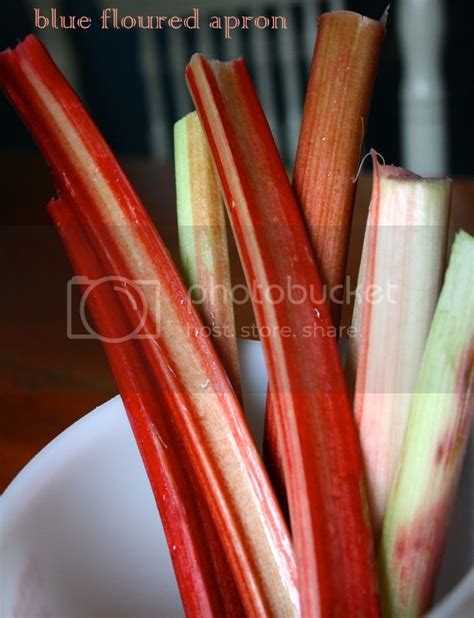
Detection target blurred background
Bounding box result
[1,0,473,174]
[1,0,473,490]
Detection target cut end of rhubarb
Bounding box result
[319,10,387,30]
[380,5,391,28]
[187,53,245,77]
[0,33,32,56]
[371,149,452,184]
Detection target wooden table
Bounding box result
[1,152,473,491]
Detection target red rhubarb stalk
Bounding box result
[186,53,380,617]
[49,197,245,617]
[0,36,298,617]
[294,10,386,325]
[265,9,386,514]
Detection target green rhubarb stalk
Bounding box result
[348,156,451,535]
[378,230,474,617]
[174,112,240,393]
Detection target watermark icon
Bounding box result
[67,275,161,342]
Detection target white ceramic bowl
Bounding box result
[1,340,472,617]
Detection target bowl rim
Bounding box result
[1,395,123,538]
[2,389,473,616]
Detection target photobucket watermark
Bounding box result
[188,275,397,308]
[66,274,397,342]
[189,322,359,340]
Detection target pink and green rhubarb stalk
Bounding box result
[378,230,474,617]
[347,156,451,535]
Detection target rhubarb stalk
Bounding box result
[0,36,298,617]
[186,53,380,617]
[49,197,245,617]
[378,231,474,617]
[294,10,386,325]
[174,111,240,393]
[347,156,451,535]
[265,10,386,508]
